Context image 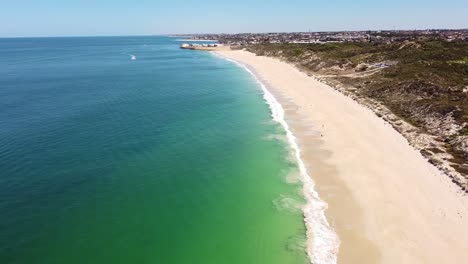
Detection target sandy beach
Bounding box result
[215,50,468,264]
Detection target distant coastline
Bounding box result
[175,39,219,42]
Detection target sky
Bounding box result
[1,0,467,37]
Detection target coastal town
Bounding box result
[177,28,468,194]
[177,29,468,45]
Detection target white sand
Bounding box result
[215,50,468,264]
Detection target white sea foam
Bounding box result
[285,169,301,184]
[272,195,302,213]
[215,53,340,264]
[130,54,137,60]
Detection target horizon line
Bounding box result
[1,27,467,39]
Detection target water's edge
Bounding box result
[212,52,341,264]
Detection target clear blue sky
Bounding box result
[1,0,467,37]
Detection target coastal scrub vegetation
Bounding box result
[246,41,468,190]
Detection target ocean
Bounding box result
[0,36,309,264]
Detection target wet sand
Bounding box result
[215,50,468,264]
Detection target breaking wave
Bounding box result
[215,53,340,264]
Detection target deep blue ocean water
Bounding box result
[0,36,307,263]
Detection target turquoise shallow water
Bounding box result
[0,36,308,264]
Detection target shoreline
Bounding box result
[213,53,340,263]
[214,50,468,264]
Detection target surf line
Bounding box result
[212,52,341,264]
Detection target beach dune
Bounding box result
[215,50,468,264]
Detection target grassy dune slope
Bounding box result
[246,41,468,191]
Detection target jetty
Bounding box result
[180,43,230,51]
